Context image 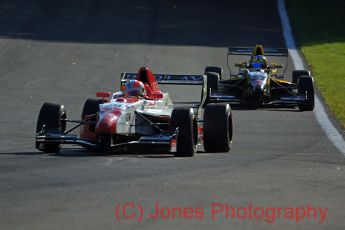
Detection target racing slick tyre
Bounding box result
[292,70,310,84]
[203,103,232,152]
[36,103,66,153]
[171,108,197,157]
[82,99,103,132]
[204,72,220,105]
[82,98,103,117]
[205,72,220,91]
[205,66,223,80]
[298,76,315,111]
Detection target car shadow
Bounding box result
[0,0,288,47]
[0,148,179,158]
[229,103,301,112]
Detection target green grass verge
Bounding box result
[286,0,345,127]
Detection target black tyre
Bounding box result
[298,76,314,111]
[204,72,220,105]
[36,103,66,153]
[292,70,310,84]
[205,66,223,80]
[203,103,232,152]
[81,99,103,134]
[171,108,197,157]
[206,72,220,91]
[82,99,104,117]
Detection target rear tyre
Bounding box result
[292,70,310,84]
[82,99,103,132]
[205,66,223,80]
[203,103,232,152]
[82,99,103,117]
[171,108,197,157]
[204,72,220,105]
[36,103,66,153]
[298,76,314,111]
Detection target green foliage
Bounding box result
[286,0,345,127]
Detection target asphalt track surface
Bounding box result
[0,0,344,229]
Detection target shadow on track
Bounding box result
[0,0,285,47]
[0,149,178,158]
[230,103,301,112]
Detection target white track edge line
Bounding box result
[277,0,345,155]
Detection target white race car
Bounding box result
[36,67,233,157]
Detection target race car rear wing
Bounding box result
[227,47,289,77]
[121,73,204,85]
[121,72,208,110]
[228,47,288,57]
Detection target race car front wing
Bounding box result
[36,125,178,154]
[208,87,310,106]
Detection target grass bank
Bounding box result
[286,0,345,127]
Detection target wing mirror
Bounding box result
[271,63,283,68]
[235,63,246,68]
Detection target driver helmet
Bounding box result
[251,55,267,68]
[122,80,146,97]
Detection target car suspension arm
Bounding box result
[270,78,297,96]
[133,111,165,133]
[60,119,96,134]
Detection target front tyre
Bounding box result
[298,76,315,111]
[171,108,197,157]
[205,72,220,92]
[203,103,233,152]
[205,66,223,80]
[292,70,310,84]
[204,72,220,105]
[36,103,66,153]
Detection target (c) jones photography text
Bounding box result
[115,201,328,224]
